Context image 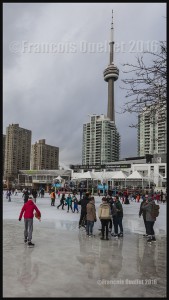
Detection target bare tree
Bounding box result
[120,41,166,127]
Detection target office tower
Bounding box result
[4,124,32,180]
[138,102,167,156]
[31,139,59,170]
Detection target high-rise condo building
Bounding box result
[82,114,120,164]
[138,102,167,156]
[31,139,59,170]
[4,124,32,180]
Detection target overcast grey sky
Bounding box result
[3,3,166,166]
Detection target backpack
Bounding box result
[151,203,160,219]
[100,206,110,219]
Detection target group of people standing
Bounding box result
[78,192,124,240]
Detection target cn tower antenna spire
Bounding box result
[110,9,114,64]
[111,9,114,42]
[103,10,119,122]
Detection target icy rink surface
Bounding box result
[3,192,167,298]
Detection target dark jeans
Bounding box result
[143,217,148,234]
[146,221,155,236]
[113,216,118,234]
[57,200,64,209]
[109,219,112,229]
[101,219,109,238]
[79,211,87,226]
[117,216,123,234]
[86,220,94,235]
[113,216,123,234]
[67,204,72,211]
[51,198,55,206]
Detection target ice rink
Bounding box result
[3,192,167,297]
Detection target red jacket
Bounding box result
[19,199,41,219]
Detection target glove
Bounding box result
[19,218,21,221]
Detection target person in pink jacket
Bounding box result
[19,196,41,247]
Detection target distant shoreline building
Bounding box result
[31,139,59,170]
[82,10,120,164]
[4,124,32,180]
[138,102,167,156]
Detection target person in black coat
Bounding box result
[32,189,38,203]
[139,197,148,237]
[22,188,30,203]
[78,192,90,228]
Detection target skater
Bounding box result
[18,196,41,247]
[22,188,30,203]
[106,195,113,232]
[7,190,12,202]
[57,193,65,209]
[98,197,112,240]
[72,193,79,213]
[50,190,56,206]
[40,188,45,198]
[66,193,73,212]
[160,190,163,203]
[14,189,18,196]
[78,192,90,228]
[139,197,148,237]
[5,190,8,199]
[142,196,158,243]
[86,196,97,237]
[32,189,38,203]
[111,196,123,237]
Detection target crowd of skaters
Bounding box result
[4,186,166,246]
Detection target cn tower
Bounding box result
[103,10,119,122]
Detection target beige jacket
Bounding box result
[98,203,111,220]
[86,202,97,222]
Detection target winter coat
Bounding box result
[60,194,65,203]
[19,199,41,219]
[114,200,123,218]
[142,200,156,222]
[86,202,96,222]
[23,190,29,201]
[32,190,37,198]
[66,196,72,205]
[139,200,147,219]
[98,203,111,220]
[50,192,55,199]
[72,195,78,204]
[78,196,90,213]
